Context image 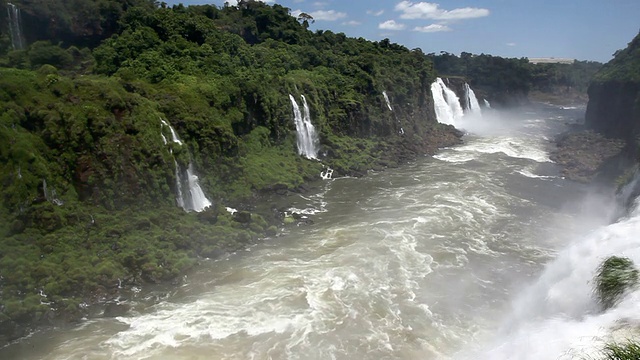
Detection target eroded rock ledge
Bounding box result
[551,129,625,183]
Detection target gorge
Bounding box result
[0,1,639,358]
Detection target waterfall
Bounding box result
[464,83,482,116]
[289,94,319,159]
[484,99,492,108]
[174,162,212,212]
[475,192,640,359]
[7,3,25,50]
[160,119,211,212]
[160,119,182,146]
[430,78,464,126]
[42,179,63,206]
[383,91,393,111]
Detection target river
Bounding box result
[3,104,637,359]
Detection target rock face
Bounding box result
[551,130,625,183]
[585,81,640,143]
[557,31,640,185]
[585,32,640,149]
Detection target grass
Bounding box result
[600,341,640,360]
[594,256,639,310]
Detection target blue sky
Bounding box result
[165,0,640,62]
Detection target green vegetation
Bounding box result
[594,256,639,310]
[599,341,640,360]
[0,0,465,341]
[585,31,640,147]
[0,0,605,342]
[593,31,640,83]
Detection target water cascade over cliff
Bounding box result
[174,162,211,212]
[42,179,63,206]
[289,94,319,159]
[383,91,393,111]
[464,83,482,116]
[160,119,211,212]
[431,78,464,126]
[468,178,640,359]
[6,3,25,50]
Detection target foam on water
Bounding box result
[2,104,596,360]
[450,136,551,163]
[461,198,640,359]
[516,168,557,180]
[433,151,476,163]
[93,168,516,359]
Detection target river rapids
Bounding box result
[3,104,639,360]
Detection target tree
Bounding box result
[297,12,314,29]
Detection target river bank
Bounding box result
[0,102,603,359]
[0,117,463,347]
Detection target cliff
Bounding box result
[552,32,640,184]
[585,32,640,148]
[0,0,462,344]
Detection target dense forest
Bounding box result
[0,0,606,343]
[428,52,601,105]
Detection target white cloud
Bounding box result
[342,20,362,26]
[379,20,406,31]
[313,1,327,7]
[413,24,451,32]
[291,9,347,21]
[395,1,489,20]
[366,9,385,16]
[506,42,517,46]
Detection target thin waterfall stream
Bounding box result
[2,104,633,360]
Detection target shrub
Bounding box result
[28,41,73,69]
[599,341,640,360]
[594,256,639,310]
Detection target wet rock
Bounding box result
[196,206,219,224]
[234,211,252,224]
[551,130,625,183]
[102,302,131,318]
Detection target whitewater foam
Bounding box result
[453,137,551,163]
[463,197,640,359]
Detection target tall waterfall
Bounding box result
[464,83,482,116]
[430,78,464,126]
[289,94,319,159]
[383,91,393,111]
[160,119,211,212]
[7,3,25,50]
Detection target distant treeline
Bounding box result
[428,51,602,102]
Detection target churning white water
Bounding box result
[2,104,635,360]
[289,94,319,159]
